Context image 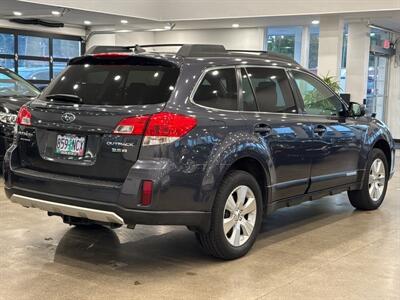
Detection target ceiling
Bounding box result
[0,0,398,33]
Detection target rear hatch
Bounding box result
[17,54,180,182]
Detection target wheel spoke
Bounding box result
[236,186,247,209]
[229,223,241,247]
[369,184,375,195]
[376,160,383,175]
[372,185,379,200]
[368,174,375,184]
[225,195,236,213]
[240,219,254,237]
[241,197,256,216]
[376,176,385,185]
[223,216,236,234]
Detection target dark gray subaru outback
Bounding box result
[4,44,395,259]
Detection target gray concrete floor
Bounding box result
[0,154,399,300]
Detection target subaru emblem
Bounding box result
[61,112,76,123]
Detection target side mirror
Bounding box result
[349,102,365,117]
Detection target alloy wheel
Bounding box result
[368,158,386,201]
[223,185,257,247]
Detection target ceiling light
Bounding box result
[51,10,61,16]
[84,20,91,25]
[121,19,128,24]
[311,20,320,25]
[232,23,240,28]
[13,11,22,16]
[164,25,172,30]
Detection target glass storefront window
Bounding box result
[53,39,81,59]
[18,35,49,57]
[0,33,14,55]
[308,26,319,73]
[0,58,15,71]
[53,61,68,78]
[18,60,50,80]
[339,24,348,91]
[266,26,303,63]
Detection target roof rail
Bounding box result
[85,43,227,56]
[84,44,298,64]
[227,49,298,64]
[130,44,226,56]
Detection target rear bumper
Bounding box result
[6,187,211,231]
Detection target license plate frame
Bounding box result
[55,134,86,157]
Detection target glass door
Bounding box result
[366,54,389,121]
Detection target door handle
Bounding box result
[254,124,272,135]
[313,124,327,136]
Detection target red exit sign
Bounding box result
[383,39,391,49]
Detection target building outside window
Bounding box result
[265,26,303,63]
[308,26,319,73]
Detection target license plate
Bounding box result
[55,134,86,157]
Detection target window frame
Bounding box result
[288,69,349,117]
[190,65,304,114]
[191,66,240,111]
[0,28,83,87]
[240,66,299,114]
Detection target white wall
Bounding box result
[25,0,400,22]
[115,31,155,46]
[317,15,344,80]
[153,28,264,50]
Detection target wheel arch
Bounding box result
[372,139,392,171]
[224,156,271,214]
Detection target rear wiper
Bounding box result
[46,94,83,104]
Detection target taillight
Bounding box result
[141,180,153,206]
[113,112,197,145]
[113,115,150,135]
[16,106,32,126]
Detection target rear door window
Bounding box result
[245,67,297,113]
[193,68,238,110]
[40,57,179,106]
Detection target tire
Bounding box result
[348,148,389,210]
[196,170,263,260]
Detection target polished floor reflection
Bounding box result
[0,153,399,299]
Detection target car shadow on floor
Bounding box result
[52,194,366,273]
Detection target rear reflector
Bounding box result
[141,180,153,206]
[16,106,32,126]
[113,112,197,145]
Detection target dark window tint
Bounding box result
[193,68,238,110]
[292,71,344,116]
[40,59,179,106]
[246,68,297,113]
[241,69,258,111]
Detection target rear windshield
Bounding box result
[40,56,180,106]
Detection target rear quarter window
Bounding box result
[193,68,238,110]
